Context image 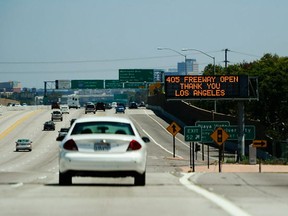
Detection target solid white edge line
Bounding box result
[142,128,183,159]
[11,182,23,188]
[130,112,183,159]
[142,110,218,160]
[179,173,252,216]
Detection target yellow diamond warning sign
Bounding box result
[167,122,181,136]
[210,127,229,145]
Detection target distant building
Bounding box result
[177,58,199,75]
[0,81,22,93]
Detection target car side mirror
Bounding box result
[142,137,150,143]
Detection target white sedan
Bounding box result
[58,116,150,186]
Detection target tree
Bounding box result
[201,53,288,140]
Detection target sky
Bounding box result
[0,0,287,88]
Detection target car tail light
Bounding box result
[127,140,142,151]
[63,139,78,151]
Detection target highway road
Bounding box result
[0,105,287,216]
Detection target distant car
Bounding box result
[129,102,138,109]
[138,101,146,107]
[51,109,63,121]
[43,121,55,131]
[85,104,96,114]
[111,102,117,108]
[105,103,112,109]
[15,139,32,152]
[51,102,60,109]
[58,116,150,186]
[115,105,125,113]
[60,105,69,114]
[56,128,70,141]
[96,102,105,111]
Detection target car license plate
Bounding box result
[94,144,111,151]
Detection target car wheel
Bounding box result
[134,172,145,186]
[59,172,72,185]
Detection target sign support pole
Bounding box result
[207,145,210,169]
[190,142,195,172]
[190,142,192,169]
[173,135,175,158]
[192,142,195,172]
[202,143,204,161]
[237,101,245,161]
[219,144,222,172]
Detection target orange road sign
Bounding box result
[253,140,267,148]
[210,127,229,145]
[167,122,181,136]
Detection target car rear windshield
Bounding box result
[71,121,135,135]
[86,105,95,108]
[17,139,30,143]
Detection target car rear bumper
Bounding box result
[59,152,146,176]
[16,146,32,151]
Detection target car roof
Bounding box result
[74,116,132,124]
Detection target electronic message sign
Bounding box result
[165,75,249,100]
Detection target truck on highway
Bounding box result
[67,95,80,109]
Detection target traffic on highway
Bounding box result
[0,104,287,216]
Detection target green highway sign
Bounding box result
[114,93,128,100]
[105,80,123,89]
[71,80,104,89]
[123,82,147,89]
[119,69,154,82]
[222,125,255,140]
[195,121,230,143]
[184,126,202,142]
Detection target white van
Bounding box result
[60,105,69,114]
[67,95,80,109]
[111,102,117,108]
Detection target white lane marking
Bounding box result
[130,113,183,158]
[143,109,219,161]
[142,129,183,159]
[144,110,189,147]
[10,182,23,188]
[180,173,251,216]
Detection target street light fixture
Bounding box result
[182,48,215,75]
[157,47,187,74]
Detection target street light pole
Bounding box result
[182,48,215,75]
[157,47,187,74]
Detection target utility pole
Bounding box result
[224,48,230,74]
